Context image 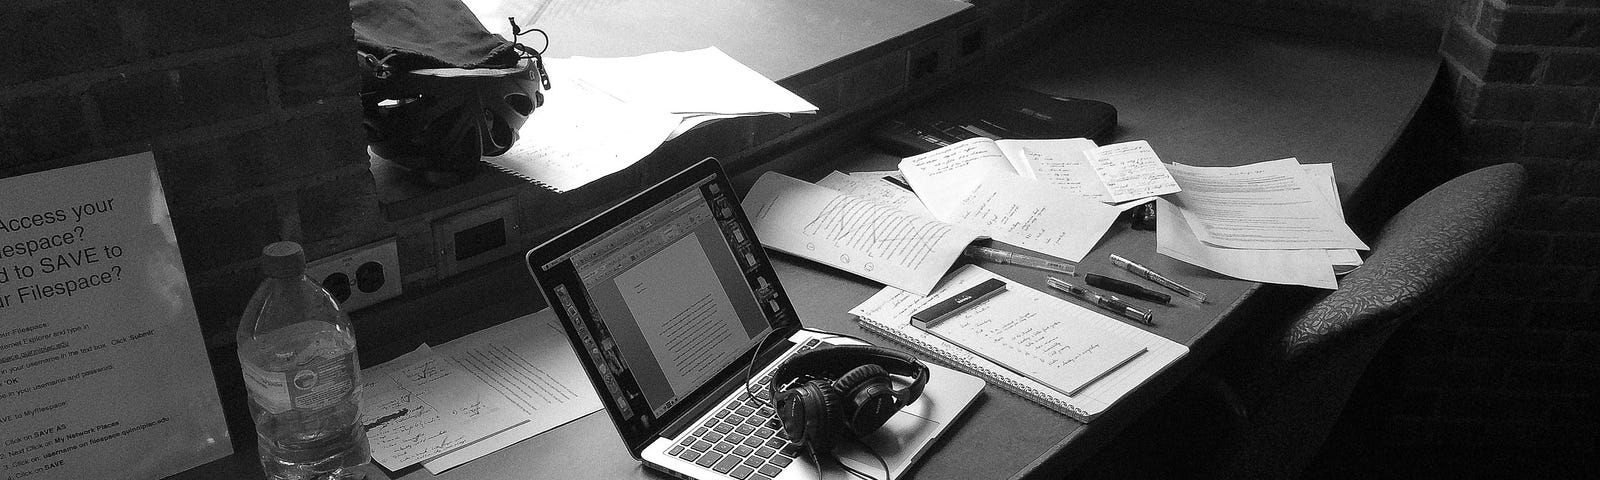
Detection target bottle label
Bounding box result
[241,353,357,413]
[288,353,357,410]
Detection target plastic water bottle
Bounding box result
[237,241,371,479]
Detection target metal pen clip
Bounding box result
[1046,276,1154,326]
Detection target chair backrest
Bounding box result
[1212,162,1527,479]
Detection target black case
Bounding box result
[870,83,1118,156]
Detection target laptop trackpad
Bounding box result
[833,407,940,478]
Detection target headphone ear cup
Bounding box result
[834,364,900,436]
[775,379,843,448]
[834,364,888,394]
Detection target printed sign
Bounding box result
[0,152,231,479]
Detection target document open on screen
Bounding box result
[570,187,768,420]
[615,234,749,405]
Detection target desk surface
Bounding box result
[172,8,1438,480]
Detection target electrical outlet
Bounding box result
[306,238,402,311]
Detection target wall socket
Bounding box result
[306,238,402,312]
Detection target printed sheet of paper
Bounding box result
[1156,197,1338,289]
[742,172,978,295]
[422,310,602,473]
[1167,158,1368,250]
[0,152,231,480]
[360,345,526,471]
[558,47,818,116]
[1302,163,1364,272]
[482,67,682,192]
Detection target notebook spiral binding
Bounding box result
[481,159,565,193]
[856,316,1092,421]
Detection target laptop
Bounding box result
[524,158,983,480]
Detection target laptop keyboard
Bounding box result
[667,339,822,479]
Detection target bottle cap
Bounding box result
[261,241,307,278]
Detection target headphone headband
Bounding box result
[770,344,928,405]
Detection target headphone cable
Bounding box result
[841,436,890,480]
[743,329,778,408]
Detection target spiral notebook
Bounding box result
[849,265,1188,422]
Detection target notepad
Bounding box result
[850,265,1188,421]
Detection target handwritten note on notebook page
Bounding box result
[851,265,1187,419]
[860,265,1147,395]
[742,172,978,295]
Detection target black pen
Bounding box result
[911,278,1006,329]
[1085,274,1171,304]
[1046,276,1154,326]
[881,175,915,192]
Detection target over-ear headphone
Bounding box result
[769,344,929,450]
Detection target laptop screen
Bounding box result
[526,159,799,454]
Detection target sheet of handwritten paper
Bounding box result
[742,172,977,295]
[360,345,527,471]
[920,170,1122,263]
[1084,140,1181,203]
[819,171,930,216]
[994,138,1105,199]
[898,137,1023,215]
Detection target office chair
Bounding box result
[1072,163,1526,480]
[1196,162,1527,478]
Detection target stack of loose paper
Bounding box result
[556,48,820,139]
[484,47,818,191]
[739,136,1182,295]
[358,311,602,474]
[1157,158,1367,289]
[742,164,1122,295]
[899,137,1181,211]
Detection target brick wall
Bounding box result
[0,0,378,346]
[1383,0,1600,457]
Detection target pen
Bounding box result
[911,278,1007,328]
[1085,274,1171,304]
[964,245,1077,276]
[1109,254,1208,303]
[882,175,915,192]
[1046,276,1154,326]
